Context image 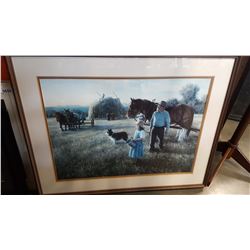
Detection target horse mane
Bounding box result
[134,98,156,106]
[135,98,179,113]
[131,98,157,120]
[165,105,175,112]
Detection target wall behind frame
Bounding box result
[1,57,37,192]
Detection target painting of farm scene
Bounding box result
[39,78,211,180]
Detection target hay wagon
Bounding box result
[82,117,95,127]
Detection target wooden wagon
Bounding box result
[82,117,95,127]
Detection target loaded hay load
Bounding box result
[88,97,127,120]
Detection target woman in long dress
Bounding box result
[128,120,145,163]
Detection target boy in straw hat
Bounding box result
[128,120,145,163]
[149,101,171,152]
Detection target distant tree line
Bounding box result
[45,106,89,118]
[166,84,207,114]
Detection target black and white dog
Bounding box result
[106,129,128,144]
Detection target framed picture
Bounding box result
[8,56,237,194]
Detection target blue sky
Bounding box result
[40,78,211,107]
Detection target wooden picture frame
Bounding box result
[6,56,247,194]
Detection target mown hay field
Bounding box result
[47,115,202,179]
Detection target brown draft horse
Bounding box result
[55,110,85,131]
[55,112,69,131]
[127,98,195,141]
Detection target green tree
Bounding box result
[180,84,200,106]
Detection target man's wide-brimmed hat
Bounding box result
[158,101,167,108]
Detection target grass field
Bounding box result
[47,115,202,179]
